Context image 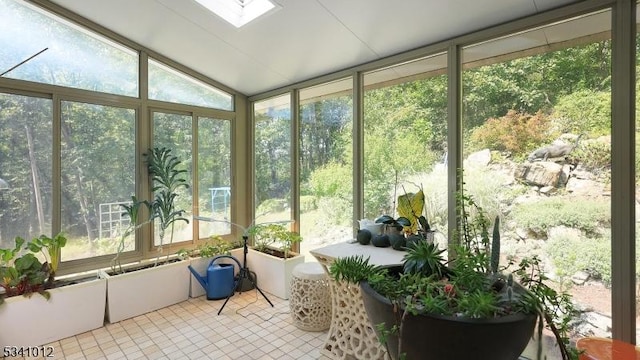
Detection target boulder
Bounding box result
[566,177,604,197]
[514,162,564,188]
[464,149,491,168]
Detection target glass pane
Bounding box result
[635,5,640,344]
[61,102,135,260]
[299,78,353,260]
[254,94,291,225]
[153,112,193,246]
[197,117,231,238]
[0,93,52,248]
[363,54,449,240]
[0,0,138,97]
[149,59,233,110]
[462,10,611,355]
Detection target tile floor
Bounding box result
[11,290,328,360]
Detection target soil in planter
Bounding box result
[254,247,298,259]
[0,274,99,299]
[53,275,100,288]
[107,257,184,276]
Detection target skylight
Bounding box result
[195,0,276,28]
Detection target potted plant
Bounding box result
[331,194,579,360]
[100,147,191,323]
[245,223,304,299]
[0,234,106,348]
[372,188,434,250]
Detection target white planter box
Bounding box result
[246,248,305,299]
[189,248,243,298]
[100,259,190,323]
[0,276,106,348]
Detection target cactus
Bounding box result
[490,215,500,275]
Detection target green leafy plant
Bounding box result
[26,233,67,286]
[396,188,431,235]
[145,147,190,264]
[374,177,430,240]
[0,234,68,305]
[335,192,578,360]
[177,235,238,261]
[111,196,150,274]
[248,223,302,259]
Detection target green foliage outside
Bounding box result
[256,198,289,217]
[461,167,526,223]
[510,197,610,238]
[468,110,553,159]
[255,111,292,206]
[306,162,352,198]
[303,162,353,225]
[570,138,611,176]
[463,41,612,131]
[545,232,614,287]
[299,195,318,213]
[552,89,611,136]
[363,77,446,217]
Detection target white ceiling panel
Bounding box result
[50,0,583,96]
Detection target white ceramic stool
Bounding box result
[289,262,331,331]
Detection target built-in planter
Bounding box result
[0,276,106,348]
[246,248,305,299]
[188,247,243,298]
[100,259,190,323]
[360,272,537,360]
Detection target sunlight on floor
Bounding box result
[32,291,328,360]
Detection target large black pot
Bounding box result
[360,267,537,360]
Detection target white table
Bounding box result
[311,241,406,267]
[311,242,405,360]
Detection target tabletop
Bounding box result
[310,241,406,267]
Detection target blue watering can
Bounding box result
[188,255,240,300]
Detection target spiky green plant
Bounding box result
[145,147,190,264]
[111,196,151,274]
[329,255,383,284]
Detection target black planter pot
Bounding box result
[360,267,537,360]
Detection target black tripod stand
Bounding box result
[218,234,273,315]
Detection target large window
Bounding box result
[197,117,232,238]
[363,54,449,238]
[462,10,612,349]
[299,79,353,259]
[0,0,138,97]
[0,93,52,248]
[0,0,237,272]
[153,112,194,246]
[149,59,233,111]
[60,101,135,260]
[254,94,292,225]
[0,0,237,270]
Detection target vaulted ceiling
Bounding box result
[50,0,581,96]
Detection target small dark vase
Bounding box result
[371,234,390,247]
[357,229,372,245]
[360,266,537,360]
[388,233,406,250]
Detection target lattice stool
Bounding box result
[289,262,332,331]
